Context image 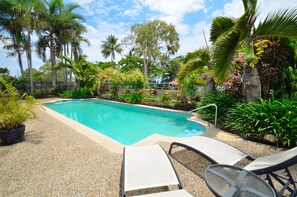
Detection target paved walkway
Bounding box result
[0,100,296,196]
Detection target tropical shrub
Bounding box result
[119,91,143,104]
[225,97,297,147]
[0,77,39,129]
[97,68,147,99]
[60,88,93,98]
[97,68,124,98]
[160,91,172,105]
[124,69,148,90]
[198,91,243,124]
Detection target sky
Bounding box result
[0,0,296,76]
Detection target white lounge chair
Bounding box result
[169,136,297,197]
[121,145,193,197]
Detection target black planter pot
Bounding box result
[0,125,25,145]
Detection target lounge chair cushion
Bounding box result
[124,145,180,192]
[244,147,297,174]
[171,136,249,165]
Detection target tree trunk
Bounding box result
[242,65,261,102]
[143,57,148,78]
[15,40,24,78]
[63,44,67,86]
[50,34,57,87]
[205,77,215,94]
[27,30,33,92]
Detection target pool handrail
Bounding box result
[188,104,218,128]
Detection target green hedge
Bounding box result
[60,88,93,98]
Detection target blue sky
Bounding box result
[1,0,296,76]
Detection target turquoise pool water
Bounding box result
[44,100,205,145]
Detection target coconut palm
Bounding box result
[101,34,123,62]
[58,55,95,88]
[36,0,85,87]
[210,0,297,101]
[0,0,26,78]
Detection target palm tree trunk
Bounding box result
[63,44,67,86]
[205,78,215,94]
[13,34,25,78]
[16,46,24,78]
[27,29,33,92]
[242,65,261,102]
[50,34,57,87]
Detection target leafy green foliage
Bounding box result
[97,68,148,99]
[118,55,143,72]
[254,8,297,39]
[210,16,235,42]
[119,91,143,104]
[127,19,179,77]
[161,56,183,83]
[198,91,242,123]
[225,97,297,146]
[257,38,296,99]
[58,55,96,88]
[60,88,93,98]
[0,77,39,129]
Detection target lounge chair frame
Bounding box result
[169,140,255,164]
[169,137,297,197]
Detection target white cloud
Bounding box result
[178,21,211,55]
[123,1,143,17]
[142,0,205,25]
[70,0,95,7]
[223,0,244,18]
[81,22,129,63]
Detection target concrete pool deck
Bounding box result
[1,98,296,196]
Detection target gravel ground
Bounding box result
[0,106,296,197]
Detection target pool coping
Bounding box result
[42,98,210,153]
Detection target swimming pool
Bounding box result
[44,100,205,145]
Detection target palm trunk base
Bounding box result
[242,66,261,102]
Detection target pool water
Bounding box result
[44,100,205,145]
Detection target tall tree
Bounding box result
[101,34,122,62]
[0,0,25,78]
[210,0,297,101]
[126,20,179,78]
[36,0,85,87]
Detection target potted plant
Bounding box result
[0,77,39,145]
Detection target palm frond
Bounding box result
[177,51,210,82]
[210,16,235,43]
[242,0,257,12]
[254,7,297,39]
[213,30,241,80]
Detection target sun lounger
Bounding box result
[169,136,297,197]
[121,144,192,197]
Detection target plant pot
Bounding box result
[0,125,25,145]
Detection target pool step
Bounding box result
[177,129,204,137]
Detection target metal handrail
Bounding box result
[188,104,218,127]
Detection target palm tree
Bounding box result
[177,49,213,105]
[101,34,123,62]
[0,0,25,78]
[36,0,85,87]
[210,0,297,101]
[58,55,95,88]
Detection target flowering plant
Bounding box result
[202,73,215,79]
[168,81,179,86]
